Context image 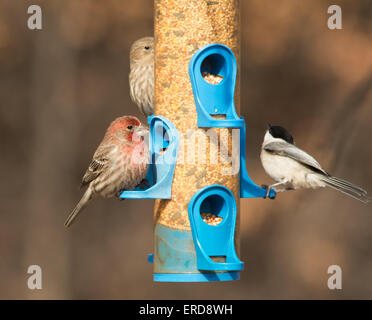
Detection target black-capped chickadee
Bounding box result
[260,124,370,203]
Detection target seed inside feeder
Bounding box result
[201,212,223,226]
[202,72,223,84]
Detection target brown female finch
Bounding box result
[65,116,149,228]
[129,36,154,117]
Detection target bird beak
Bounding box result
[134,125,149,137]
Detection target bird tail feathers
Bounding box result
[321,176,370,204]
[64,188,93,228]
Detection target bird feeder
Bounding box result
[131,0,275,282]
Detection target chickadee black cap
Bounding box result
[267,124,294,145]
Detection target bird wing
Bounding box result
[81,144,116,187]
[263,141,328,175]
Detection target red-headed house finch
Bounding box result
[64,116,149,228]
[129,37,154,117]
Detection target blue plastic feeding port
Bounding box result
[240,117,275,199]
[188,185,244,271]
[189,43,244,128]
[120,115,179,199]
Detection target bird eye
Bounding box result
[144,46,150,50]
[127,125,133,130]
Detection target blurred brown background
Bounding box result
[1,0,372,299]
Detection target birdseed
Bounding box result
[202,72,223,84]
[201,212,223,226]
[154,0,241,243]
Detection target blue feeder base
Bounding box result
[148,254,240,282]
[153,272,240,282]
[148,222,242,282]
